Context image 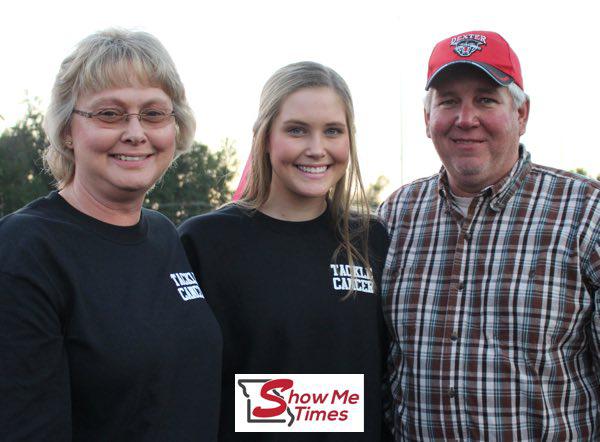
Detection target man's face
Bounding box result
[425,67,529,196]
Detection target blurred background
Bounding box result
[1,0,598,223]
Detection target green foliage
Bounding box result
[366,175,390,212]
[0,100,238,223]
[145,139,237,224]
[0,102,54,217]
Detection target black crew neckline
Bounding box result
[250,206,331,235]
[49,191,148,245]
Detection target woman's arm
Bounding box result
[0,272,71,440]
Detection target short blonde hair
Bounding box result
[239,61,372,295]
[43,28,196,188]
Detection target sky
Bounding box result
[1,0,598,194]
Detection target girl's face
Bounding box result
[266,86,350,210]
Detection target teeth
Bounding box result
[114,154,148,161]
[297,165,327,173]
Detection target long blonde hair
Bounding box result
[238,61,372,293]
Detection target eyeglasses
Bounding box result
[72,108,175,126]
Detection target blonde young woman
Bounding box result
[179,61,391,441]
[0,29,222,440]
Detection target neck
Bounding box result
[259,195,327,222]
[447,181,482,197]
[448,154,520,197]
[59,181,144,226]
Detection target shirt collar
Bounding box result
[437,145,532,212]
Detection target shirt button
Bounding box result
[464,232,471,241]
[448,387,456,398]
[450,332,458,342]
[458,282,464,291]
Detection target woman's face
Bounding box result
[267,86,350,208]
[67,85,176,202]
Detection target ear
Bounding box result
[517,99,530,136]
[62,125,74,150]
[424,108,432,139]
[64,136,74,150]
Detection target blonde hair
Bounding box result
[43,28,196,188]
[238,61,372,294]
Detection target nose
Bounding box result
[455,102,480,129]
[120,116,147,145]
[305,134,327,158]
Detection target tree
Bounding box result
[0,101,54,217]
[0,101,238,223]
[366,175,390,212]
[145,140,237,224]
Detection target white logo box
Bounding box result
[234,373,364,433]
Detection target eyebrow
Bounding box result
[437,86,500,96]
[281,119,347,127]
[87,97,171,108]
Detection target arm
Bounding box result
[586,239,600,373]
[0,272,71,441]
[582,189,600,376]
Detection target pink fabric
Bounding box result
[233,154,252,201]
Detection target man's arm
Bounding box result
[582,189,600,373]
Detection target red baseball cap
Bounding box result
[426,30,523,91]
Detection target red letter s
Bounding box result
[252,379,294,418]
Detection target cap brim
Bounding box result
[426,60,514,90]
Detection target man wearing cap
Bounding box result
[379,30,600,440]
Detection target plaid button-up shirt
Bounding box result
[379,147,600,441]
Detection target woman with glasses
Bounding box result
[0,29,222,441]
[179,61,391,441]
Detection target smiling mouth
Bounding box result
[451,138,485,144]
[111,154,152,162]
[296,165,329,174]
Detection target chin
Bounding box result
[112,180,154,195]
[453,161,486,177]
[295,188,331,200]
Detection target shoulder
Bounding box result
[0,194,67,275]
[378,173,440,221]
[385,173,439,203]
[0,193,62,250]
[177,204,252,249]
[527,164,600,228]
[529,163,600,197]
[368,217,390,255]
[345,214,389,256]
[142,207,177,235]
[178,204,249,236]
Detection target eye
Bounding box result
[140,109,170,123]
[325,127,343,136]
[287,127,306,136]
[437,98,457,107]
[478,97,498,105]
[95,108,124,123]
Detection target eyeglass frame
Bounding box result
[71,108,176,125]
